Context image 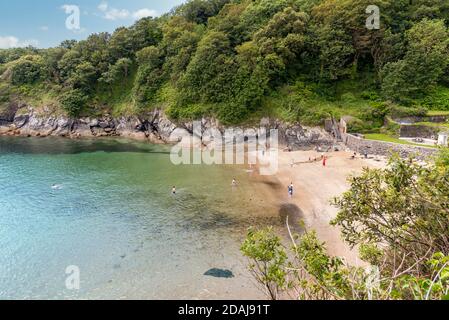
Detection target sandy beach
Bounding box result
[247,148,387,266]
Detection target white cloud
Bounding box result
[97,1,129,20]
[0,36,39,49]
[98,1,108,12]
[40,26,49,32]
[97,2,158,21]
[132,8,158,20]
[104,8,130,20]
[0,36,19,49]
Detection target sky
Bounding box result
[0,0,186,49]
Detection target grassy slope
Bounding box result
[364,133,437,148]
[94,68,138,117]
[259,73,384,127]
[427,110,449,116]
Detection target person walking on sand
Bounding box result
[323,156,327,167]
[288,183,294,198]
[232,178,238,187]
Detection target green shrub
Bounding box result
[421,86,449,111]
[360,90,381,101]
[166,102,210,121]
[11,59,44,85]
[60,89,88,117]
[388,104,428,118]
[340,92,357,103]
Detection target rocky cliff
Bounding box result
[0,104,334,150]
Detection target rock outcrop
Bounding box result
[0,104,334,150]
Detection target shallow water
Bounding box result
[0,136,279,299]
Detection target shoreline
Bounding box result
[0,134,388,298]
[248,148,388,266]
[0,107,335,151]
[0,133,386,265]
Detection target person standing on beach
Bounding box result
[288,183,294,198]
[323,156,327,167]
[232,178,238,187]
[172,186,176,195]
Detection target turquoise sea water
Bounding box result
[0,136,279,299]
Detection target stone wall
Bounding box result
[393,115,449,124]
[400,125,440,139]
[342,133,437,160]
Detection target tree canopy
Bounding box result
[1,0,449,121]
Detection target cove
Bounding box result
[0,136,278,299]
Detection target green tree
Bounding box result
[160,17,202,81]
[332,152,449,278]
[242,227,449,300]
[177,0,230,25]
[60,89,88,117]
[10,55,44,85]
[179,31,235,104]
[100,58,132,86]
[58,50,82,80]
[241,227,288,300]
[42,47,68,82]
[133,47,164,108]
[381,19,449,100]
[67,61,97,93]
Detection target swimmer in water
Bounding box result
[51,184,62,190]
[172,186,176,195]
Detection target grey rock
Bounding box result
[1,106,336,151]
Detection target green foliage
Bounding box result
[96,66,137,116]
[2,0,449,122]
[387,104,428,118]
[394,252,449,300]
[133,46,165,109]
[333,151,449,277]
[10,55,45,85]
[0,47,39,64]
[179,30,235,104]
[167,102,210,121]
[176,0,230,25]
[67,61,97,93]
[60,89,88,117]
[241,227,288,300]
[381,19,449,101]
[242,227,449,300]
[420,86,449,111]
[99,58,133,86]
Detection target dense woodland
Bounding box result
[1,0,449,127]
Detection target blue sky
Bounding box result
[0,0,186,49]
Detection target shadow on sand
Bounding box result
[279,203,305,234]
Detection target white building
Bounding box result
[438,132,449,147]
